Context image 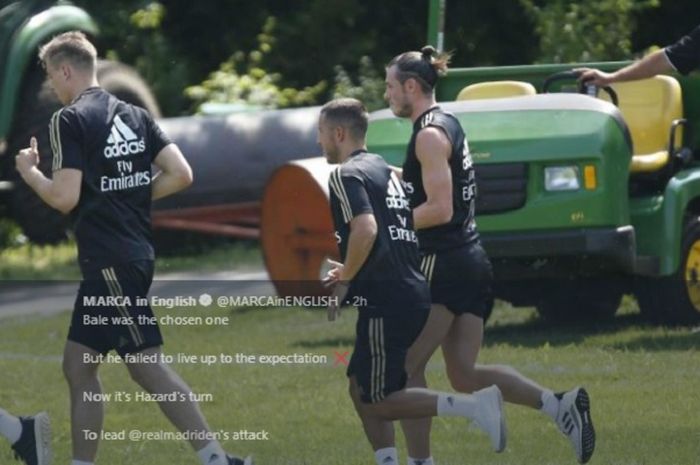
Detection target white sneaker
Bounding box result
[555,387,595,464]
[10,412,51,465]
[472,385,507,453]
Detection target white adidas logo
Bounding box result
[103,114,146,158]
[385,171,410,210]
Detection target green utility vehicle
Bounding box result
[367,64,700,324]
[0,0,159,243]
[246,0,700,325]
[262,65,700,325]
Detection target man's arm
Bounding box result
[15,137,81,214]
[577,50,673,87]
[326,170,377,320]
[339,213,377,282]
[327,213,376,321]
[413,127,453,230]
[151,143,193,200]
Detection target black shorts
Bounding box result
[420,242,493,317]
[68,260,163,358]
[347,305,429,404]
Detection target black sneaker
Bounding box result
[10,413,51,465]
[227,454,253,465]
[555,387,595,464]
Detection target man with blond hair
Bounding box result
[15,31,250,465]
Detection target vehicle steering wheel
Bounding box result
[541,70,618,106]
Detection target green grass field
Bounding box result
[0,238,262,279]
[1,299,699,465]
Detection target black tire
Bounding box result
[5,62,67,244]
[635,217,700,325]
[96,60,161,118]
[536,278,623,324]
[5,60,160,244]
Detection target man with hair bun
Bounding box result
[320,97,506,465]
[385,46,596,465]
[15,31,251,465]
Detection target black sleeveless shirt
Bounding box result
[402,106,478,252]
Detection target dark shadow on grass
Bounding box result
[291,307,700,352]
[483,312,651,348]
[607,330,700,351]
[292,337,355,349]
[228,306,265,315]
[485,311,700,351]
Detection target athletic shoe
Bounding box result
[227,454,253,465]
[10,412,51,465]
[472,385,507,453]
[556,387,595,464]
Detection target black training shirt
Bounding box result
[329,150,429,310]
[49,87,171,273]
[402,106,478,252]
[665,25,700,75]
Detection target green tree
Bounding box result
[333,56,386,111]
[184,17,326,111]
[73,0,190,115]
[634,0,700,53]
[521,0,659,63]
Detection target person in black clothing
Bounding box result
[0,408,50,465]
[320,98,505,465]
[14,32,250,465]
[385,46,596,465]
[578,25,700,84]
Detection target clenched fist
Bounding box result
[15,136,39,176]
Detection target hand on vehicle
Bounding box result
[15,137,39,175]
[574,68,615,87]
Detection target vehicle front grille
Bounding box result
[475,163,528,214]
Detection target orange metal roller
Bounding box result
[261,157,339,297]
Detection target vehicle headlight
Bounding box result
[544,166,580,191]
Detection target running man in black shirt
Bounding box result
[320,98,505,465]
[14,32,250,465]
[578,25,700,84]
[385,47,595,464]
[0,408,50,465]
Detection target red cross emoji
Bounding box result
[334,351,349,366]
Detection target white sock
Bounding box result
[437,392,477,419]
[0,409,22,444]
[71,460,94,465]
[408,457,434,465]
[197,440,227,465]
[540,389,559,420]
[375,447,398,465]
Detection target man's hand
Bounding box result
[15,137,40,176]
[324,258,348,321]
[574,68,616,87]
[327,281,349,322]
[322,258,344,288]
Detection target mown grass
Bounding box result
[1,299,699,464]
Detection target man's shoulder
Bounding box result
[417,108,462,145]
[52,104,78,123]
[343,152,388,177]
[426,107,459,128]
[57,88,109,124]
